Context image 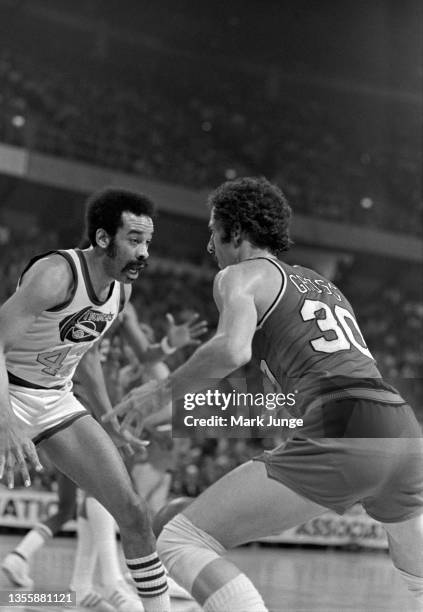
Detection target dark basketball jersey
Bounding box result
[249,257,404,415]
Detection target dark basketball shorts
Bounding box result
[253,399,423,523]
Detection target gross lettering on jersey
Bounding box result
[59,307,115,343]
[288,271,342,301]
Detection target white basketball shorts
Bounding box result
[9,384,88,444]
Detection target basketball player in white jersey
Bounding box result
[2,307,206,612]
[0,188,173,611]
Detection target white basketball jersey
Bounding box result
[7,249,123,390]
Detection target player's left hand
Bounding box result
[102,380,164,423]
[165,312,208,350]
[102,412,150,454]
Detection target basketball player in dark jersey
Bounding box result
[108,177,423,611]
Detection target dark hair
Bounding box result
[86,188,156,246]
[208,177,292,254]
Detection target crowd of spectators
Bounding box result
[0,37,421,235]
[0,227,421,497]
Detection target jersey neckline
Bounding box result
[242,255,279,263]
[76,249,115,306]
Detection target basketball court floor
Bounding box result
[0,534,418,611]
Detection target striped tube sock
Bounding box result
[126,553,170,612]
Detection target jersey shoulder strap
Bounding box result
[18,250,78,313]
[242,257,287,329]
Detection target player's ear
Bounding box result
[95,228,111,248]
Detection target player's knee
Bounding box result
[157,513,225,591]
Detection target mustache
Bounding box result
[123,259,148,271]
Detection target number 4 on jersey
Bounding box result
[37,347,71,376]
[300,299,373,358]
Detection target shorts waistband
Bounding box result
[8,371,65,391]
[307,387,406,412]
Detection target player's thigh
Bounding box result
[182,460,326,549]
[39,415,138,516]
[383,512,423,575]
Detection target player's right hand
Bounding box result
[102,412,149,456]
[0,420,43,489]
[103,380,166,423]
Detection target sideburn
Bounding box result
[106,238,117,258]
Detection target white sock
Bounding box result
[204,574,268,612]
[70,516,97,593]
[86,497,124,589]
[15,524,53,561]
[126,552,170,612]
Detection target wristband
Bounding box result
[160,336,177,355]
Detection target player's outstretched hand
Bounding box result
[102,380,164,423]
[102,412,149,455]
[165,312,208,349]
[0,418,43,489]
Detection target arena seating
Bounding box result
[0,44,421,235]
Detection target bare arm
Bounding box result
[120,302,161,363]
[73,343,146,450]
[0,256,72,415]
[120,302,208,364]
[0,256,72,486]
[73,344,114,422]
[168,266,257,398]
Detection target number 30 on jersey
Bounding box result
[300,299,373,358]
